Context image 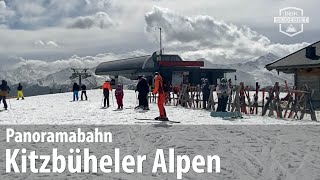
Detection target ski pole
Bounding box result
[111,91,114,107]
[8,98,12,109]
[135,92,138,106]
[100,95,104,107]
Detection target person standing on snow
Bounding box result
[135,75,149,110]
[72,83,80,101]
[202,79,210,109]
[152,72,168,121]
[81,84,87,101]
[0,80,11,110]
[115,84,124,109]
[102,79,112,108]
[16,83,25,100]
[216,78,231,112]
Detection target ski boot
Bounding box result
[159,117,169,121]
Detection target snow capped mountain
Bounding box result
[0,65,50,85]
[202,53,293,87]
[0,52,292,96]
[1,66,133,96]
[36,67,133,90]
[0,51,147,96]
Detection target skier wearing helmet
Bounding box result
[216,78,231,112]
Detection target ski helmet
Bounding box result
[220,78,227,83]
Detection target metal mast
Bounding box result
[70,68,91,88]
[159,27,162,54]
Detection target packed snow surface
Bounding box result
[0,90,319,180]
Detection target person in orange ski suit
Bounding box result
[152,72,168,121]
[102,80,112,107]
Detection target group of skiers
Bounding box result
[99,72,168,120]
[201,77,231,112]
[72,83,88,101]
[1,73,230,119]
[0,81,25,110]
[70,73,229,121]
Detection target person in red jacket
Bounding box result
[152,72,168,121]
[102,79,112,108]
[115,84,124,109]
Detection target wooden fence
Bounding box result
[148,82,317,121]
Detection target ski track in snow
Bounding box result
[0,90,319,179]
[1,125,318,179]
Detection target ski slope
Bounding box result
[1,90,320,180]
[0,89,318,125]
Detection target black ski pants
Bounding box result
[0,96,8,109]
[217,96,229,112]
[104,91,110,107]
[81,91,87,100]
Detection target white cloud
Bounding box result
[145,6,309,63]
[33,40,59,48]
[0,0,15,25]
[0,1,6,9]
[33,40,45,47]
[10,50,148,73]
[66,12,115,29]
[1,0,115,29]
[46,41,59,48]
[0,0,318,67]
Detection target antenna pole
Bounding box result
[159,27,162,54]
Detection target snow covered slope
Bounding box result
[0,90,319,180]
[0,89,318,125]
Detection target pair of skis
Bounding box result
[245,82,260,115]
[135,118,180,123]
[240,82,259,115]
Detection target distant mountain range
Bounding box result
[0,53,292,96]
[201,53,293,87]
[0,67,133,97]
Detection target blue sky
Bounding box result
[0,0,319,68]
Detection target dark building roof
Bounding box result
[95,54,186,76]
[95,55,152,75]
[95,53,236,79]
[266,40,320,72]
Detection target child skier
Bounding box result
[17,83,25,100]
[115,84,124,109]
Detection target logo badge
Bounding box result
[274,7,310,37]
